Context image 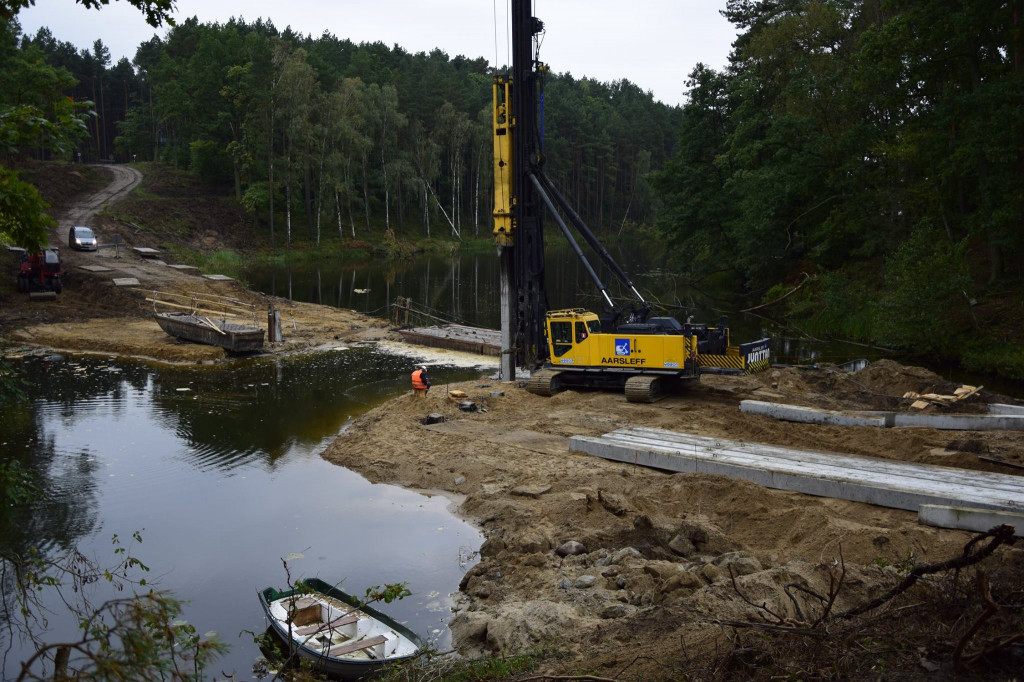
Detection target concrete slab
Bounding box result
[167,264,200,271]
[741,400,1024,431]
[989,403,1024,416]
[203,274,234,281]
[892,413,1024,430]
[608,427,1023,495]
[740,400,890,427]
[112,277,140,287]
[150,259,167,266]
[133,247,161,258]
[80,264,113,272]
[570,427,1024,514]
[919,504,1023,537]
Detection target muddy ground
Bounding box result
[5,165,1024,679]
[323,366,1024,679]
[0,164,394,363]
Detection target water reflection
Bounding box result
[0,350,486,676]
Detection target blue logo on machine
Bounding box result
[615,338,630,356]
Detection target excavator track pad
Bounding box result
[625,375,665,403]
[526,369,564,397]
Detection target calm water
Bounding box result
[245,246,1024,397]
[0,349,486,678]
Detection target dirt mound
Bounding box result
[323,376,1024,677]
[854,358,953,395]
[14,160,108,213]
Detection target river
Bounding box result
[0,349,486,678]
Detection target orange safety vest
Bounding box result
[411,369,428,390]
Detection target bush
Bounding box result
[873,224,972,355]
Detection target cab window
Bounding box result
[550,321,573,357]
[575,321,589,343]
[587,320,601,334]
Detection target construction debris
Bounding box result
[903,384,982,409]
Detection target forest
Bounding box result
[1,0,1022,374]
[653,0,1023,374]
[1,14,679,249]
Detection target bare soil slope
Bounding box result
[323,365,1024,678]
[1,164,394,362]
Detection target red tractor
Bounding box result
[17,248,63,294]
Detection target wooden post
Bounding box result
[404,298,410,327]
[268,308,282,342]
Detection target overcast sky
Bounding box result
[18,1,737,106]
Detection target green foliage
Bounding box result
[961,340,1024,381]
[362,581,411,605]
[0,165,55,249]
[873,225,971,354]
[188,139,231,186]
[0,0,176,27]
[810,271,875,341]
[374,228,416,259]
[0,458,35,507]
[4,531,226,679]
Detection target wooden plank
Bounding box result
[294,613,358,637]
[327,634,386,658]
[571,429,1024,514]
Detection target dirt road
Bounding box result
[2,165,395,362]
[60,164,143,228]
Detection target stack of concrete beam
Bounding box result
[739,399,1024,430]
[570,427,1023,536]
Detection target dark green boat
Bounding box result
[259,578,425,679]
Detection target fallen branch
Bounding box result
[520,671,614,675]
[741,273,813,313]
[839,525,1016,619]
[728,565,793,626]
[702,619,826,638]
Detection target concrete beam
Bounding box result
[619,427,1023,495]
[740,400,1024,431]
[989,403,1024,416]
[740,400,891,427]
[891,413,1024,430]
[571,428,1024,514]
[918,504,1023,537]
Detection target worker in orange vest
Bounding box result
[411,366,431,397]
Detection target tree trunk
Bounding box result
[285,133,292,248]
[304,136,314,241]
[268,105,275,248]
[362,156,371,233]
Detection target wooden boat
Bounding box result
[155,312,264,352]
[259,578,425,679]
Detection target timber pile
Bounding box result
[904,384,982,409]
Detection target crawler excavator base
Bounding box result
[525,367,697,403]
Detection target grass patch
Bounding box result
[961,339,1024,380]
[162,245,250,284]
